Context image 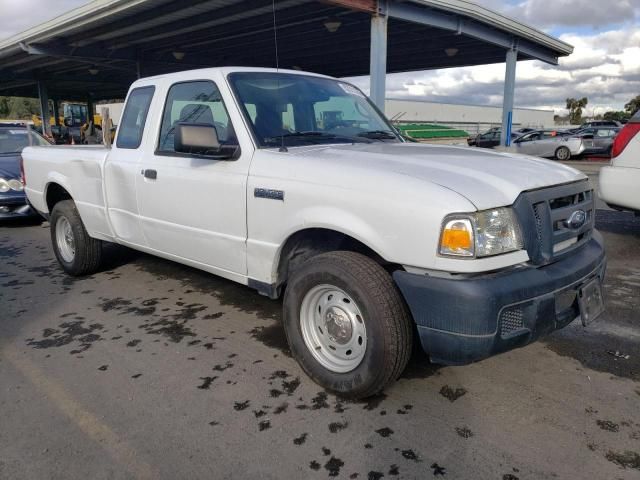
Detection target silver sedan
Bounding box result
[498,130,584,160]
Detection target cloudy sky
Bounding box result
[1,0,639,114]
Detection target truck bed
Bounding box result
[23,145,113,240]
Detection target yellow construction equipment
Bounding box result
[32,102,102,129]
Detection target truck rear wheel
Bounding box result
[50,200,103,276]
[283,251,413,399]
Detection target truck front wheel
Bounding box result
[50,200,103,276]
[283,251,413,399]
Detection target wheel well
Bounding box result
[275,228,399,294]
[46,183,72,212]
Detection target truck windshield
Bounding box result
[228,72,399,148]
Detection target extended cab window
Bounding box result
[158,80,236,153]
[116,86,155,149]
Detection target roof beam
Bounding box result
[386,2,559,65]
[140,4,348,55]
[108,0,308,50]
[20,42,138,62]
[321,0,378,13]
[65,0,216,45]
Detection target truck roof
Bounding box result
[130,66,333,87]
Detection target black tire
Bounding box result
[555,146,571,161]
[283,251,413,399]
[50,199,102,276]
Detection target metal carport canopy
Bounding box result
[0,0,572,142]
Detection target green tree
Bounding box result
[625,95,640,116]
[566,97,588,125]
[7,97,40,119]
[603,110,631,122]
[0,97,9,118]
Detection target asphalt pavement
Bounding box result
[1,164,639,479]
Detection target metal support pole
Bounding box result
[500,45,517,146]
[87,95,94,125]
[369,2,388,111]
[52,99,60,127]
[37,81,52,137]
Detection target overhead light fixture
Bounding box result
[444,48,459,57]
[323,17,342,33]
[172,51,185,61]
[88,66,99,75]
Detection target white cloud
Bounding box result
[0,0,89,41]
[516,0,637,28]
[348,21,640,114]
[476,0,638,29]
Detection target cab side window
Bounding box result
[116,86,155,149]
[157,80,236,153]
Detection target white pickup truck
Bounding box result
[23,67,606,398]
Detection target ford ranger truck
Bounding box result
[22,67,606,399]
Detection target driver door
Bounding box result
[136,79,248,276]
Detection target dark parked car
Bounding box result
[468,127,536,146]
[473,129,520,148]
[580,120,621,129]
[567,120,621,134]
[0,125,50,220]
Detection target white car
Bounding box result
[599,111,640,212]
[22,67,606,398]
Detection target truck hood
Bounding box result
[292,142,586,210]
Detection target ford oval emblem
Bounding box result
[565,210,587,229]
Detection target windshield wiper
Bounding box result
[265,131,370,145]
[357,130,398,140]
[266,131,335,140]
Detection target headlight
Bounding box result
[439,208,523,258]
[8,179,23,192]
[0,179,9,193]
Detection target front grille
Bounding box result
[500,307,525,338]
[514,180,594,265]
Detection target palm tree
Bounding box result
[625,95,640,117]
[566,97,588,125]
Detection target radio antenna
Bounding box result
[271,0,280,71]
[272,0,287,152]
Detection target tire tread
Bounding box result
[50,200,102,276]
[286,251,412,398]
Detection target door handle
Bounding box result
[142,169,157,180]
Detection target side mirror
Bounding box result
[582,134,594,139]
[63,117,72,127]
[175,123,221,155]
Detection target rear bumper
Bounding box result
[0,193,39,219]
[393,233,606,365]
[598,165,640,212]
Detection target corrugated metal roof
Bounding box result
[0,0,573,100]
[411,0,572,55]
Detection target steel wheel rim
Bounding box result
[55,216,75,263]
[300,284,367,373]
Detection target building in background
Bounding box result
[386,98,554,136]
